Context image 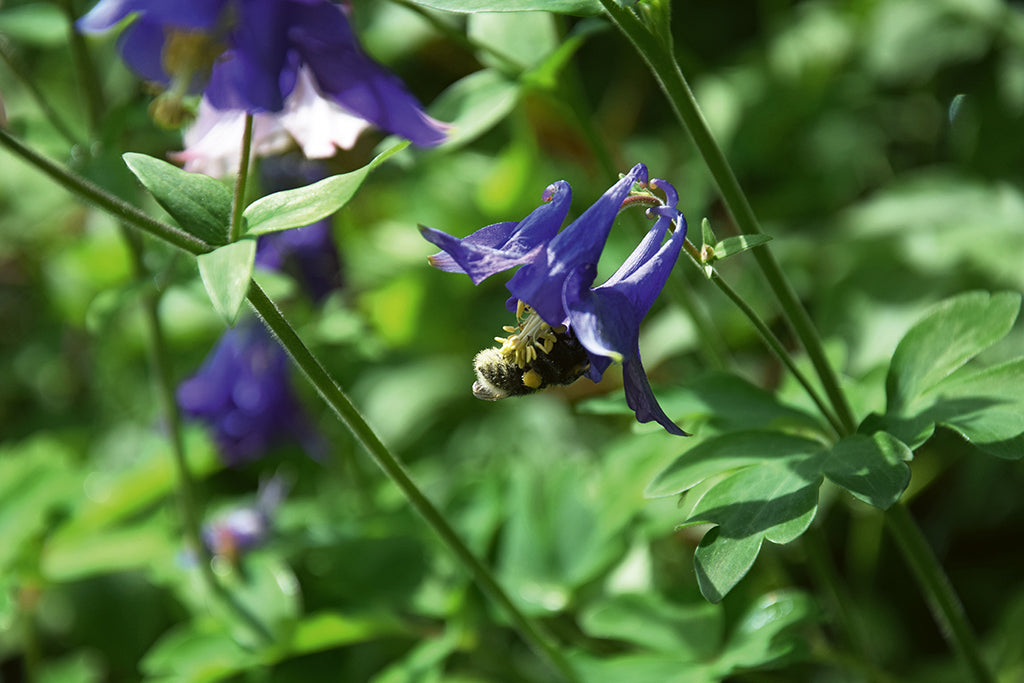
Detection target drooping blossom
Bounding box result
[77,0,448,146]
[170,67,371,176]
[420,164,689,435]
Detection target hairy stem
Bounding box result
[0,129,578,681]
[229,114,254,243]
[246,283,580,682]
[598,0,857,434]
[682,241,842,435]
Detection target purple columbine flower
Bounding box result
[420,163,689,436]
[177,322,323,464]
[77,0,448,146]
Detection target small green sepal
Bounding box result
[197,238,257,326]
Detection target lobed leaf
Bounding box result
[687,462,821,602]
[885,290,1021,414]
[646,430,826,498]
[823,432,912,509]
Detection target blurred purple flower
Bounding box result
[421,163,689,436]
[253,156,344,304]
[177,322,322,464]
[77,0,448,146]
[202,475,288,562]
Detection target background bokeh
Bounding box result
[2,0,1024,681]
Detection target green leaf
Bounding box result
[579,594,722,658]
[42,521,177,581]
[712,590,817,674]
[570,653,717,683]
[923,358,1024,459]
[700,217,716,247]
[197,238,256,325]
[282,612,408,657]
[0,4,68,46]
[824,432,912,509]
[886,290,1021,414]
[400,0,604,15]
[646,430,827,498]
[141,623,251,683]
[242,142,408,235]
[713,233,773,259]
[468,11,558,71]
[0,436,79,571]
[123,153,231,246]
[498,459,629,615]
[427,69,520,150]
[688,462,821,602]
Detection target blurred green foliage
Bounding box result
[2,0,1024,681]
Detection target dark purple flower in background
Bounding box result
[421,164,689,436]
[177,322,322,464]
[254,156,343,303]
[77,0,448,146]
[256,221,341,304]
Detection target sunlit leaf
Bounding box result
[713,233,772,259]
[886,290,1021,414]
[242,142,408,235]
[824,432,912,509]
[687,462,821,602]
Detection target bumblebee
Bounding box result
[472,307,590,401]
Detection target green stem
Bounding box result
[57,0,106,135]
[115,227,275,640]
[229,114,254,243]
[0,129,209,255]
[0,41,82,147]
[246,283,579,683]
[682,241,842,435]
[598,0,857,434]
[884,504,994,683]
[0,118,577,681]
[802,524,874,665]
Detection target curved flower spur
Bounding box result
[420,164,690,436]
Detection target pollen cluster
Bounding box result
[493,301,563,368]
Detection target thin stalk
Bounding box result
[119,227,272,642]
[598,0,857,434]
[0,40,83,147]
[802,524,874,665]
[683,240,843,435]
[0,129,209,255]
[246,283,580,683]
[57,0,105,135]
[885,504,994,683]
[229,114,254,242]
